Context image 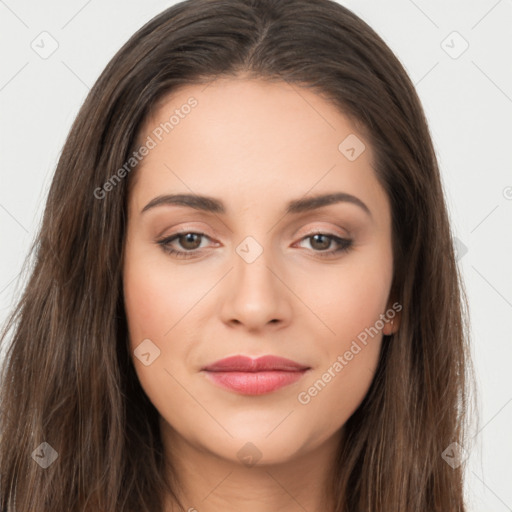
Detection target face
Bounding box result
[123,77,398,466]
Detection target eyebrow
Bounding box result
[141,192,372,218]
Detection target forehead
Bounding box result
[131,78,388,221]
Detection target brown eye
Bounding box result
[297,232,353,258]
[309,234,332,251]
[156,231,212,259]
[177,233,203,250]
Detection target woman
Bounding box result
[0,0,473,510]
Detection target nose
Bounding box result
[219,243,292,332]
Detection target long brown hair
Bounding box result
[0,0,474,510]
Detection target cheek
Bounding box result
[296,338,382,435]
[123,248,206,341]
[291,248,390,425]
[292,246,393,343]
[296,268,387,429]
[123,254,198,421]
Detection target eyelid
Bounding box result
[158,225,348,245]
[155,222,217,240]
[293,223,349,240]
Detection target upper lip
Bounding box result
[201,355,310,372]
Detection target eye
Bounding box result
[156,231,213,259]
[156,231,353,259]
[296,232,353,258]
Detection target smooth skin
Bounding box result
[123,77,400,511]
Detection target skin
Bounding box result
[123,77,401,511]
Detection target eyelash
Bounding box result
[156,230,353,259]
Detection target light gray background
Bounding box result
[1,1,511,510]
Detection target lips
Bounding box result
[201,355,310,395]
[201,355,309,372]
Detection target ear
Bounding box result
[382,298,402,336]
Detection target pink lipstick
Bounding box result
[201,355,310,395]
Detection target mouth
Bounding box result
[201,355,311,395]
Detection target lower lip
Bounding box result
[203,370,308,395]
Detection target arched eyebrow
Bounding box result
[141,192,372,219]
